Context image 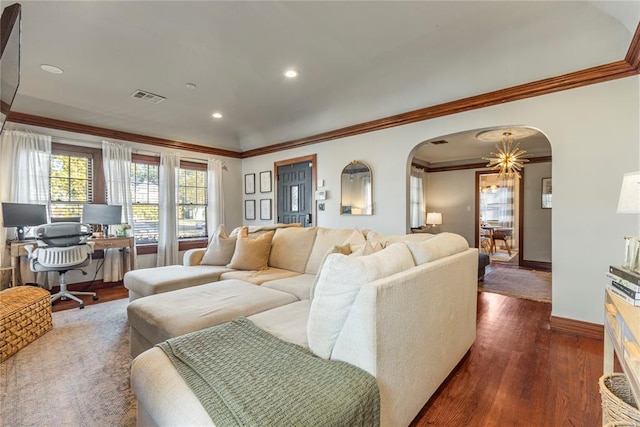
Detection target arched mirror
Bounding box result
[340,160,373,215]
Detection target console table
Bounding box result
[8,236,135,287]
[603,290,640,406]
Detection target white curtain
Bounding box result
[157,152,180,266]
[207,159,225,238]
[0,130,51,286]
[102,140,134,281]
[410,167,426,228]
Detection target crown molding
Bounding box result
[6,112,242,159]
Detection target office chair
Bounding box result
[24,222,98,309]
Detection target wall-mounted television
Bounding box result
[0,3,21,135]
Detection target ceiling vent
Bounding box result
[130,89,166,104]
[429,139,449,145]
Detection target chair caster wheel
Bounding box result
[92,295,99,301]
[79,304,85,309]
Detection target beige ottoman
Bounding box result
[127,279,298,357]
[124,265,234,301]
[0,286,53,362]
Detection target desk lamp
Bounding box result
[426,212,443,229]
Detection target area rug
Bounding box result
[0,298,136,427]
[479,267,551,303]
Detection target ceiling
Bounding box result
[7,1,640,158]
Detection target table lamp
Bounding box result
[426,212,443,228]
[616,171,640,272]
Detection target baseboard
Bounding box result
[520,260,552,271]
[48,279,122,293]
[550,315,603,340]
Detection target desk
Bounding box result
[8,237,135,287]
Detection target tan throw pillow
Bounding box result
[200,224,236,266]
[226,227,275,271]
[343,228,366,252]
[406,232,469,265]
[307,242,416,359]
[309,243,352,300]
[268,226,318,273]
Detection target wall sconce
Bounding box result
[426,212,442,228]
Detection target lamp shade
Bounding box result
[617,171,640,214]
[426,212,442,225]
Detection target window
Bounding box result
[131,155,159,244]
[49,144,103,220]
[130,155,207,245]
[178,162,207,239]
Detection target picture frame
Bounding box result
[260,171,272,193]
[260,199,272,220]
[244,173,255,194]
[541,177,552,209]
[244,200,256,220]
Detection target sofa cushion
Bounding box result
[405,232,469,265]
[220,268,301,286]
[304,228,359,275]
[309,244,352,300]
[249,300,311,349]
[200,224,236,266]
[229,223,301,237]
[307,242,415,359]
[124,265,233,301]
[127,279,298,348]
[262,273,315,300]
[268,226,318,273]
[227,227,274,270]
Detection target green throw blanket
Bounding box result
[158,317,380,427]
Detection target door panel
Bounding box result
[277,162,313,226]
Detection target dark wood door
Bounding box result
[277,161,313,226]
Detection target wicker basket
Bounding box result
[0,286,52,362]
[600,373,640,425]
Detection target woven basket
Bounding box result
[600,373,640,425]
[0,286,52,362]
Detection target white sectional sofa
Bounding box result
[128,225,478,427]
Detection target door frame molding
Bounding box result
[274,154,317,226]
[475,171,525,265]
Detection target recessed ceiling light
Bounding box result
[40,64,63,74]
[212,112,223,119]
[185,83,197,89]
[284,69,298,78]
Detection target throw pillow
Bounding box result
[200,224,236,266]
[226,227,275,271]
[309,243,352,300]
[343,228,366,252]
[405,232,469,265]
[307,242,415,359]
[268,226,318,273]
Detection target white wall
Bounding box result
[241,76,640,325]
[523,162,552,262]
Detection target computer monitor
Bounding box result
[82,204,122,235]
[1,202,48,241]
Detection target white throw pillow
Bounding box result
[307,242,415,359]
[405,232,469,265]
[200,224,236,266]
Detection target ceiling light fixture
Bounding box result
[482,131,529,179]
[185,83,197,89]
[40,64,63,74]
[284,69,298,78]
[212,112,223,119]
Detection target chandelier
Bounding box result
[482,131,529,179]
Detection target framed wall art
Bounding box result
[245,200,256,220]
[260,171,272,193]
[244,173,255,194]
[260,199,272,220]
[541,177,552,209]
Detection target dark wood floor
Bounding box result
[50,284,128,312]
[52,274,603,425]
[411,291,603,426]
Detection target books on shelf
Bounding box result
[608,266,640,306]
